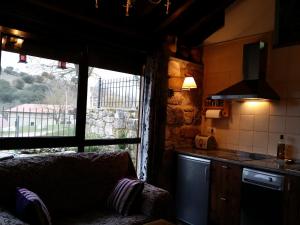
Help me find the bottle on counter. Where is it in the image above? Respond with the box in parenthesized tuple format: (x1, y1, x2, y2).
(277, 135, 285, 160)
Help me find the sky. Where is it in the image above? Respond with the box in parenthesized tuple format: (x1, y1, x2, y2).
(1, 50, 134, 82)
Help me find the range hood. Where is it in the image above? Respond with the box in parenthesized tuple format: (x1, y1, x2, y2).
(208, 42, 280, 100)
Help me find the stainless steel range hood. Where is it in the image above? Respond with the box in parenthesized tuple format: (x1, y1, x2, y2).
(208, 41, 280, 100)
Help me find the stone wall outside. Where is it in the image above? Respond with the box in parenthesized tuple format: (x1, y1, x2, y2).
(86, 107, 139, 164)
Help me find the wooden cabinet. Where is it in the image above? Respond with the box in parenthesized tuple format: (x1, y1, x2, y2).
(209, 161, 242, 225)
(284, 175, 300, 225)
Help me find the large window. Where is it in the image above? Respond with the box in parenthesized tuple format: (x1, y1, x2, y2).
(0, 51, 78, 138)
(0, 35, 144, 167)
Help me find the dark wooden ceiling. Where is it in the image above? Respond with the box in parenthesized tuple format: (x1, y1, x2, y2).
(0, 0, 236, 52)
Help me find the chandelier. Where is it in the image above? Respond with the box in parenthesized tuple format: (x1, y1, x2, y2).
(95, 0, 171, 16)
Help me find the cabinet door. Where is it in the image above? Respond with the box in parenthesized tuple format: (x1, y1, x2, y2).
(284, 175, 300, 225)
(209, 161, 242, 225)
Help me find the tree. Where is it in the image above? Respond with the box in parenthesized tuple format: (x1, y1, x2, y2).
(22, 75, 35, 84)
(13, 79, 25, 89)
(35, 75, 44, 83)
(3, 66, 14, 75)
(0, 79, 16, 103)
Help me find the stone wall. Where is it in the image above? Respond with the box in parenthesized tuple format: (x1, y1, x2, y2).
(165, 57, 203, 150)
(86, 108, 139, 139)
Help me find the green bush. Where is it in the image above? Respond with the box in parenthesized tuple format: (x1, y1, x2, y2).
(3, 66, 14, 75)
(0, 79, 16, 103)
(35, 75, 44, 83)
(22, 75, 35, 84)
(13, 79, 25, 89)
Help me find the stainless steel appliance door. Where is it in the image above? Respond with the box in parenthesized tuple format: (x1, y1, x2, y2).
(176, 155, 210, 225)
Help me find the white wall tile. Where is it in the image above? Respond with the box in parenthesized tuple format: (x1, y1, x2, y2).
(268, 133, 280, 156)
(226, 130, 240, 145)
(285, 117, 300, 135)
(269, 116, 285, 133)
(228, 115, 240, 129)
(239, 130, 253, 147)
(238, 145, 253, 152)
(227, 144, 239, 150)
(239, 115, 254, 131)
(231, 101, 241, 115)
(215, 129, 227, 146)
(240, 102, 256, 115)
(253, 146, 268, 154)
(254, 102, 270, 115)
(287, 99, 300, 116)
(270, 100, 287, 116)
(253, 132, 269, 148)
(254, 115, 269, 132)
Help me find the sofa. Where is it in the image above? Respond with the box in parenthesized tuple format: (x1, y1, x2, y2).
(0, 151, 172, 225)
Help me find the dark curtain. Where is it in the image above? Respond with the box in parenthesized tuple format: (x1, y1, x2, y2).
(139, 49, 169, 184)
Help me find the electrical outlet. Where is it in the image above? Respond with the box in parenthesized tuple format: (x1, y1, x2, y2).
(207, 127, 216, 136)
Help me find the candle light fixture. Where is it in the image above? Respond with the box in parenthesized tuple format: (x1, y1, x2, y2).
(19, 54, 27, 63)
(95, 0, 171, 15)
(124, 0, 133, 16)
(58, 61, 67, 69)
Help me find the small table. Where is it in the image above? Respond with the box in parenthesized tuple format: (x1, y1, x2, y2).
(144, 219, 174, 225)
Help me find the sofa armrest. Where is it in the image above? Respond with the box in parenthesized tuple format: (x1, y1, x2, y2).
(140, 183, 173, 220)
(0, 206, 28, 225)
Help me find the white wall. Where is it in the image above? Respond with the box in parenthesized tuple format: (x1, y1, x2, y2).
(204, 0, 275, 45)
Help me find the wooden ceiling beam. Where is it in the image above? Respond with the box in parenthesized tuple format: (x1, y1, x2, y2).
(155, 0, 196, 33)
(22, 0, 144, 38)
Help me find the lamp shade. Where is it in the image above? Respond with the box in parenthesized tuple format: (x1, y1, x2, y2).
(182, 77, 197, 90)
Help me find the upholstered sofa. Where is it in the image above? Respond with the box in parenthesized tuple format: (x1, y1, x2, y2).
(0, 151, 172, 225)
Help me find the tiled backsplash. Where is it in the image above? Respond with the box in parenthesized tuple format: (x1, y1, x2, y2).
(202, 40, 300, 159)
(204, 101, 300, 159)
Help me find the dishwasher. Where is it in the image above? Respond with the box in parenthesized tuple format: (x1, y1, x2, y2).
(240, 168, 285, 225)
(176, 154, 210, 225)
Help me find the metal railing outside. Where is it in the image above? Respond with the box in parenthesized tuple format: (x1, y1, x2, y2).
(0, 106, 76, 138)
(97, 77, 140, 109)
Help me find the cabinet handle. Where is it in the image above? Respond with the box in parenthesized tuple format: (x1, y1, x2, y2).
(221, 165, 229, 169)
(205, 166, 209, 183)
(220, 197, 227, 201)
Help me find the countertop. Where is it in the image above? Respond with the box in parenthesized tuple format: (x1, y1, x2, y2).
(176, 148, 300, 177)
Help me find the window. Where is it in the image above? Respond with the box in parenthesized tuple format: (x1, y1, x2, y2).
(0, 35, 144, 167)
(85, 67, 142, 140)
(0, 51, 78, 138)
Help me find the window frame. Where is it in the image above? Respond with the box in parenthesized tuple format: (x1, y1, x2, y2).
(0, 36, 143, 163)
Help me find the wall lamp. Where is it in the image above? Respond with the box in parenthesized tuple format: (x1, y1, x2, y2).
(182, 76, 197, 90)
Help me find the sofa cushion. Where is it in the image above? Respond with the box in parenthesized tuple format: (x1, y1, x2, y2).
(16, 188, 51, 225)
(0, 206, 28, 225)
(107, 178, 144, 216)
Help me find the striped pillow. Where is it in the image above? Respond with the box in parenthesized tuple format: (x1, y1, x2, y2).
(16, 187, 52, 225)
(107, 178, 144, 216)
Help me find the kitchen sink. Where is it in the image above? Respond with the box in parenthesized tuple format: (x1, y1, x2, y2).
(240, 152, 273, 160)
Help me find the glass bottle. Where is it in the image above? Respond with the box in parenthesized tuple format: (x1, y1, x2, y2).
(277, 135, 285, 160)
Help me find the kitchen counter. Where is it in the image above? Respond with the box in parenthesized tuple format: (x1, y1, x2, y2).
(176, 148, 300, 177)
